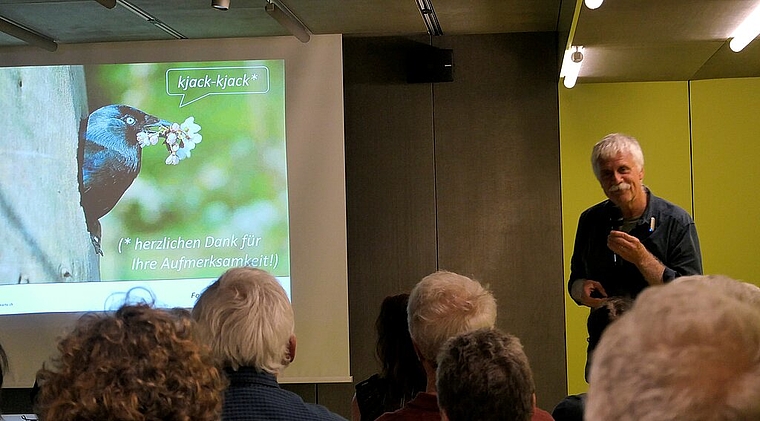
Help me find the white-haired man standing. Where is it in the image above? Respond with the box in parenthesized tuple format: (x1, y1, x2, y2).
(567, 133, 703, 377)
(569, 132, 702, 306)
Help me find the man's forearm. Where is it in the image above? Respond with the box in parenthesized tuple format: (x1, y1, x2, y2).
(636, 252, 666, 286)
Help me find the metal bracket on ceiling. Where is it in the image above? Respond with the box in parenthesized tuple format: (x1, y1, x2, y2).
(416, 0, 443, 36)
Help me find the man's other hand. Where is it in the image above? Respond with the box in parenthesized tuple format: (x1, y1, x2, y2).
(571, 279, 608, 308)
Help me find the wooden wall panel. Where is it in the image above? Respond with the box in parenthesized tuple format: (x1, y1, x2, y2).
(433, 33, 566, 409)
(341, 36, 440, 417)
(336, 33, 567, 417)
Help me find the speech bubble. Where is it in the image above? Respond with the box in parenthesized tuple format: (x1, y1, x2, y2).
(166, 66, 270, 107)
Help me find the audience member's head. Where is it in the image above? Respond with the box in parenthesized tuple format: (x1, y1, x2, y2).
(586, 275, 760, 421)
(550, 394, 585, 421)
(586, 296, 633, 354)
(353, 293, 428, 421)
(408, 271, 497, 367)
(584, 296, 633, 382)
(436, 328, 535, 421)
(376, 293, 426, 401)
(35, 304, 225, 421)
(191, 266, 295, 374)
(673, 273, 760, 307)
(552, 298, 633, 421)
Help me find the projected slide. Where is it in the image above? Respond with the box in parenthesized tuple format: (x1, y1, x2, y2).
(0, 59, 290, 315)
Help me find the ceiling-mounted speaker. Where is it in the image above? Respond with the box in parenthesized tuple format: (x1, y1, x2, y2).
(406, 46, 454, 83)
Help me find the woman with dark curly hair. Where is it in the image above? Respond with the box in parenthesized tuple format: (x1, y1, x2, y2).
(35, 304, 226, 421)
(351, 293, 427, 421)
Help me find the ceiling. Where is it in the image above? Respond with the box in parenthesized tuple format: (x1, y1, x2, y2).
(1, 0, 760, 84)
(573, 0, 760, 82)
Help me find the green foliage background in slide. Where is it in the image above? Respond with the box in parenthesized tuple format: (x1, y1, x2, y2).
(84, 60, 290, 281)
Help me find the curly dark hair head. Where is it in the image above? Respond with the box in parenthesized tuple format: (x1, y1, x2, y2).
(375, 293, 426, 405)
(587, 296, 633, 353)
(35, 304, 226, 421)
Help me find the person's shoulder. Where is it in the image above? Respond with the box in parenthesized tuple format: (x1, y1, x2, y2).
(224, 373, 345, 420)
(354, 373, 390, 421)
(375, 403, 416, 420)
(375, 409, 403, 421)
(304, 402, 347, 421)
(375, 395, 439, 421)
(579, 200, 612, 220)
(375, 410, 438, 421)
(355, 373, 385, 394)
(532, 407, 557, 421)
(649, 193, 694, 223)
(281, 388, 345, 420)
(375, 412, 396, 421)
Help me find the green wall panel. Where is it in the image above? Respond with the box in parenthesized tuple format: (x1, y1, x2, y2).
(690, 78, 760, 287)
(559, 81, 692, 394)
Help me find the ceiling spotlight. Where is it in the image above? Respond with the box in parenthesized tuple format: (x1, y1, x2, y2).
(730, 2, 760, 52)
(571, 49, 584, 63)
(212, 0, 229, 10)
(585, 0, 603, 9)
(561, 46, 584, 89)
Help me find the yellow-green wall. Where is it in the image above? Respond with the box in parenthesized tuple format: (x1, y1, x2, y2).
(690, 78, 760, 283)
(559, 81, 696, 394)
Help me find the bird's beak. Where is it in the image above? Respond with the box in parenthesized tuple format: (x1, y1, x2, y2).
(145, 119, 174, 133)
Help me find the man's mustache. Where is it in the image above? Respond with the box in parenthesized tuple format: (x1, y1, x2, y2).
(609, 182, 631, 192)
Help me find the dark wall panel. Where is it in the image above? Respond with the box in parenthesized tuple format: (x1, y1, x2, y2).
(432, 32, 566, 409)
(336, 32, 567, 417)
(342, 35, 440, 416)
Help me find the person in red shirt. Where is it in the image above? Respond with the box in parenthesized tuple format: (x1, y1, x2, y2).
(376, 271, 554, 421)
(375, 271, 497, 421)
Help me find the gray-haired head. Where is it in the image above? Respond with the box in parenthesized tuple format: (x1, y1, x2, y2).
(586, 275, 760, 421)
(591, 133, 645, 181)
(407, 270, 497, 364)
(191, 267, 295, 374)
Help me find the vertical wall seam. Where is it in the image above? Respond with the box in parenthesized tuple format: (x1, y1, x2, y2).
(687, 81, 696, 220)
(430, 35, 441, 270)
(431, 78, 440, 269)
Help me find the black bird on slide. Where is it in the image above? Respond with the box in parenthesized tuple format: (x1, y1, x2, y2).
(78, 104, 170, 255)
